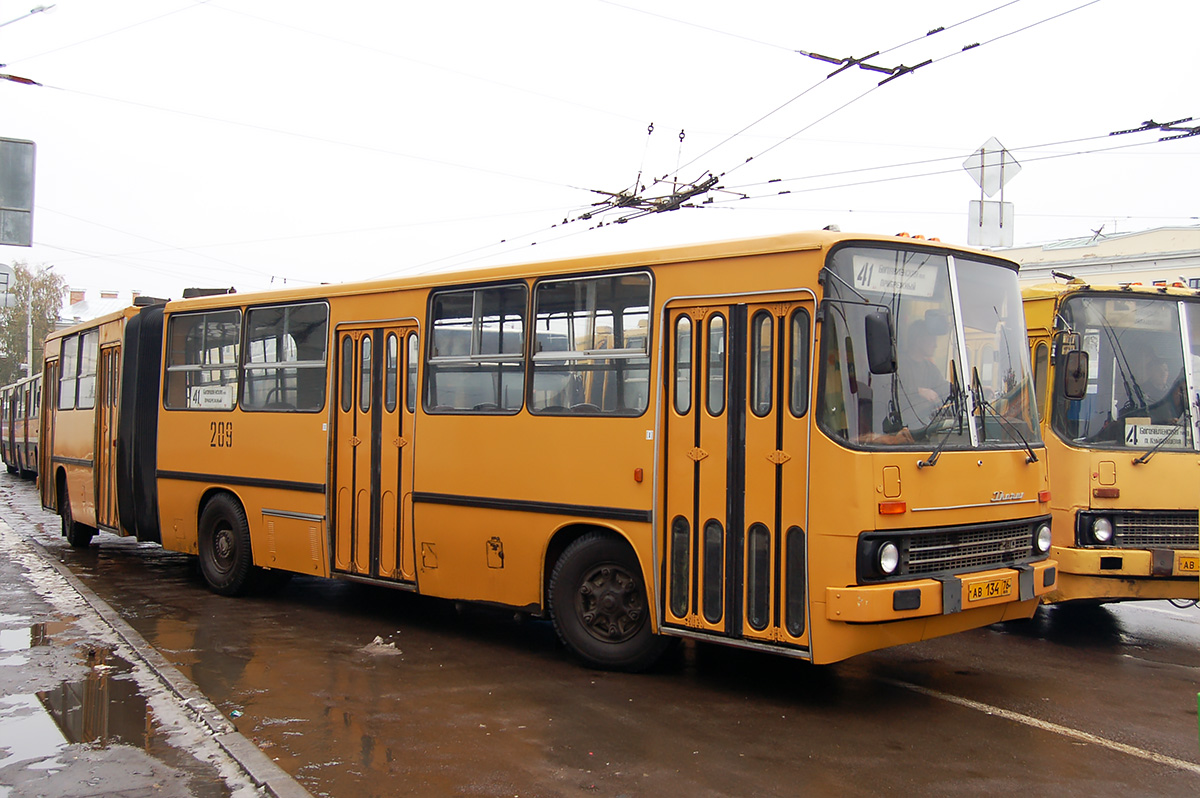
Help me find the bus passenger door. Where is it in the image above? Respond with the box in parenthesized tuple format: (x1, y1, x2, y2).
(95, 345, 120, 530)
(663, 298, 813, 652)
(40, 362, 58, 510)
(333, 324, 418, 584)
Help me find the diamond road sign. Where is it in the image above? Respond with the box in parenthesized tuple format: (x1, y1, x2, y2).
(963, 136, 1020, 198)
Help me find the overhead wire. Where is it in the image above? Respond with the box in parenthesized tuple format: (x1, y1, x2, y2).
(671, 0, 1037, 178)
(704, 133, 1191, 205)
(200, 1, 653, 127)
(714, 0, 1105, 183)
(5, 1, 212, 66)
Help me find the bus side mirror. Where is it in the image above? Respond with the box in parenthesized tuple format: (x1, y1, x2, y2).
(865, 311, 896, 375)
(1063, 350, 1088, 400)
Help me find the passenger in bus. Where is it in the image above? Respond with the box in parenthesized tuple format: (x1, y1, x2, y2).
(1141, 356, 1186, 424)
(900, 319, 950, 424)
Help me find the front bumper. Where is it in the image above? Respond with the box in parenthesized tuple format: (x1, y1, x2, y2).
(825, 559, 1057, 622)
(1051, 545, 1199, 578)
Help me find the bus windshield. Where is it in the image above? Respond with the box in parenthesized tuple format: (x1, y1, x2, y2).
(818, 245, 1040, 451)
(1052, 294, 1200, 452)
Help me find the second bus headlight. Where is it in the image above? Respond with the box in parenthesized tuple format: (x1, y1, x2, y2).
(1091, 517, 1114, 544)
(1035, 523, 1052, 554)
(878, 541, 900, 576)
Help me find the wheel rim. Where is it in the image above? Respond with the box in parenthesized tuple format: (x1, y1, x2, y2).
(211, 523, 235, 574)
(573, 563, 646, 644)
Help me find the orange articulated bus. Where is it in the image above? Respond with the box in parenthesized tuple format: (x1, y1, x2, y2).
(1, 373, 41, 479)
(45, 231, 1056, 669)
(1023, 280, 1199, 603)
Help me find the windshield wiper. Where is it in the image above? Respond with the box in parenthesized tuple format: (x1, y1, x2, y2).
(917, 363, 964, 469)
(971, 367, 1039, 464)
(1132, 401, 1193, 465)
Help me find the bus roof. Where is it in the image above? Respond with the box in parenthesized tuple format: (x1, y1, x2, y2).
(1023, 281, 1200, 301)
(160, 229, 1015, 313)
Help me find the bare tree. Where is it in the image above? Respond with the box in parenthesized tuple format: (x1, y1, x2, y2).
(0, 261, 67, 384)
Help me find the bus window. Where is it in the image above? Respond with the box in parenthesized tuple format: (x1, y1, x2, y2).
(406, 333, 418, 413)
(790, 309, 811, 417)
(751, 311, 773, 417)
(1033, 341, 1049, 421)
(427, 284, 526, 412)
(673, 316, 691, 415)
(530, 272, 650, 415)
(706, 315, 726, 416)
(164, 310, 242, 410)
(242, 302, 328, 412)
(77, 331, 99, 410)
(359, 335, 373, 413)
(340, 336, 353, 413)
(59, 335, 78, 410)
(384, 333, 398, 413)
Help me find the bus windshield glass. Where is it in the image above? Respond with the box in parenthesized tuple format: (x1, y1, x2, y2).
(818, 245, 1040, 451)
(1053, 294, 1199, 451)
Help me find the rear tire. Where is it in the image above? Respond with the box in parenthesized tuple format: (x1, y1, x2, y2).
(60, 479, 95, 549)
(198, 494, 255, 596)
(549, 532, 668, 672)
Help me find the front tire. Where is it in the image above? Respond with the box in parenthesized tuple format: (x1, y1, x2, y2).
(198, 494, 255, 596)
(549, 532, 668, 672)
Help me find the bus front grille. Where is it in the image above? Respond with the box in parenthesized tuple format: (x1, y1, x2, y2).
(857, 516, 1049, 584)
(1113, 511, 1200, 550)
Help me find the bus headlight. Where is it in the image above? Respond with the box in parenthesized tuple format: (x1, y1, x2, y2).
(1034, 523, 1052, 554)
(1091, 517, 1114, 545)
(877, 541, 900, 576)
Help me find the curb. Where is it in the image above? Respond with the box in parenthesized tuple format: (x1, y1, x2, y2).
(23, 529, 313, 798)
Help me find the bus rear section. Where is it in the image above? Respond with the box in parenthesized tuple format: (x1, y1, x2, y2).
(1024, 283, 1199, 603)
(41, 307, 141, 548)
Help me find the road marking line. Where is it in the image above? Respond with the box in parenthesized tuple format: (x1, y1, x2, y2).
(886, 679, 1200, 776)
(1120, 603, 1194, 618)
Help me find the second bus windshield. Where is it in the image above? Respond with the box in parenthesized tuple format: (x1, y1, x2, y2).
(1052, 294, 1200, 451)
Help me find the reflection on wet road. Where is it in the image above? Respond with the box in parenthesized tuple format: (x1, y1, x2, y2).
(4, 481, 1199, 797)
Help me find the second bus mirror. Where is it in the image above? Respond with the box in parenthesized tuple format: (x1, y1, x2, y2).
(865, 311, 896, 375)
(1063, 350, 1089, 400)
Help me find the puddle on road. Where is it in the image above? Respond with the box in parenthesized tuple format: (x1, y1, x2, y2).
(0, 645, 158, 769)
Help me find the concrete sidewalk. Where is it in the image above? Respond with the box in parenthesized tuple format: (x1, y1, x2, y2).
(0, 515, 312, 798)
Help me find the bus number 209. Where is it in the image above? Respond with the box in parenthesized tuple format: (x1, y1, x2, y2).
(209, 421, 233, 448)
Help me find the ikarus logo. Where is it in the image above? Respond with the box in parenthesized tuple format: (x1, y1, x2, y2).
(990, 490, 1024, 502)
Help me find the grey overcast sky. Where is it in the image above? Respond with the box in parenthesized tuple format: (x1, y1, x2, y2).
(1, 0, 1197, 300)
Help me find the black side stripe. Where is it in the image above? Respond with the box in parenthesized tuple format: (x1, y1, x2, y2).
(52, 455, 94, 468)
(157, 470, 326, 494)
(415, 492, 651, 523)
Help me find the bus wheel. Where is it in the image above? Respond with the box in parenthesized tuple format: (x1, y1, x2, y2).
(59, 481, 94, 548)
(549, 532, 668, 672)
(198, 495, 255, 596)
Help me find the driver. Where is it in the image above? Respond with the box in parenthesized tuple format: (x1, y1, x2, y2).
(901, 319, 951, 419)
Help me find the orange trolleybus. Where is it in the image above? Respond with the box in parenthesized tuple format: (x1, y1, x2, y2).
(43, 230, 1056, 669)
(1023, 279, 1199, 603)
(1, 372, 41, 478)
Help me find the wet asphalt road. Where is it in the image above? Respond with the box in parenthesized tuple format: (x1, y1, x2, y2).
(2, 473, 1198, 798)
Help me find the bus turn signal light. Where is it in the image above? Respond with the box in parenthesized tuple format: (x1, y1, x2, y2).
(633, 468, 643, 483)
(878, 501, 907, 515)
(1038, 490, 1051, 503)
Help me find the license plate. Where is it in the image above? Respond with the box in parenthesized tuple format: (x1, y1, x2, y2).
(967, 577, 1012, 602)
(1178, 555, 1200, 574)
